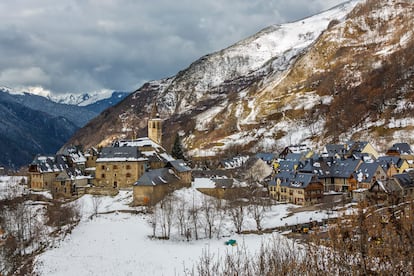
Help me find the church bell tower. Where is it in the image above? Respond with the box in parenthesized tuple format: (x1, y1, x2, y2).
(148, 103, 163, 145)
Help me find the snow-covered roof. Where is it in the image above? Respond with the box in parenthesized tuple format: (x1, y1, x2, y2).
(192, 178, 216, 189)
(30, 154, 69, 173)
(58, 146, 87, 164)
(388, 143, 413, 155)
(354, 162, 382, 183)
(115, 137, 163, 150)
(96, 146, 147, 162)
(274, 171, 319, 189)
(167, 160, 191, 173)
(219, 155, 249, 169)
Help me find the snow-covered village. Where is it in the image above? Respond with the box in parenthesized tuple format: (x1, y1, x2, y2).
(1, 0, 414, 275)
(1, 102, 414, 275)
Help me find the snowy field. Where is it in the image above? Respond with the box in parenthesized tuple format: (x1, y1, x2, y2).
(32, 187, 341, 276)
(34, 213, 282, 275)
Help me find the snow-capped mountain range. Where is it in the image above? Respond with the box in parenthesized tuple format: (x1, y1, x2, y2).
(64, 0, 414, 156)
(48, 90, 125, 107)
(0, 86, 129, 108)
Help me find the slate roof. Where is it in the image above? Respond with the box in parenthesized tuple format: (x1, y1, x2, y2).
(324, 144, 347, 157)
(115, 137, 162, 149)
(255, 153, 276, 162)
(317, 159, 361, 178)
(97, 146, 147, 162)
(285, 153, 303, 162)
(133, 168, 179, 186)
(377, 156, 406, 169)
(274, 171, 319, 189)
(298, 160, 315, 173)
(346, 141, 368, 152)
(393, 172, 414, 188)
(354, 162, 382, 183)
(370, 180, 402, 194)
(58, 146, 87, 164)
(110, 138, 174, 162)
(167, 160, 191, 173)
(30, 154, 69, 173)
(389, 143, 413, 155)
(278, 160, 298, 172)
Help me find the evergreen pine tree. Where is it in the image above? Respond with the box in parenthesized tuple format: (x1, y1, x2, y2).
(171, 133, 185, 160)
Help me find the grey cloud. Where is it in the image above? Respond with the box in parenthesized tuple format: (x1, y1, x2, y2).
(0, 0, 346, 94)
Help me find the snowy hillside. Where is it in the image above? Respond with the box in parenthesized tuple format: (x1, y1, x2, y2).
(33, 187, 339, 275)
(158, 0, 361, 114)
(67, 0, 414, 158)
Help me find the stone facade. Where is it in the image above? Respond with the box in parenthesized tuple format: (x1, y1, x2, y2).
(95, 160, 146, 189)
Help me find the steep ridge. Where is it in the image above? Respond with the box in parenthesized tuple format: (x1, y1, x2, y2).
(66, 0, 414, 155)
(0, 98, 78, 168)
(0, 88, 130, 168)
(0, 91, 97, 127)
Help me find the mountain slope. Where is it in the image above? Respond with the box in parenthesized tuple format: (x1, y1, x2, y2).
(0, 91, 97, 127)
(0, 98, 78, 168)
(0, 89, 130, 168)
(67, 0, 414, 155)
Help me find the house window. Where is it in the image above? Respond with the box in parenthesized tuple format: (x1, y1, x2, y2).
(126, 173, 131, 178)
(101, 165, 105, 170)
(113, 165, 118, 170)
(101, 174, 105, 179)
(126, 165, 131, 170)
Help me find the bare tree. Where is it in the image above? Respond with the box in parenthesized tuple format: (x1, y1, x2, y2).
(228, 203, 245, 234)
(189, 195, 200, 240)
(159, 195, 174, 239)
(91, 195, 103, 218)
(149, 206, 158, 238)
(214, 198, 227, 239)
(176, 197, 187, 237)
(249, 203, 266, 231)
(201, 197, 217, 239)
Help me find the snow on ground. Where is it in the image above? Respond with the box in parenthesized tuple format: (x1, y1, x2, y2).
(0, 176, 27, 200)
(34, 212, 282, 276)
(76, 190, 138, 219)
(33, 187, 343, 276)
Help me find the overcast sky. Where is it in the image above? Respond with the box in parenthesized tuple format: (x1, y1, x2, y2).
(0, 0, 346, 95)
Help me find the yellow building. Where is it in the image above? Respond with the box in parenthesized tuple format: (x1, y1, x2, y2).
(52, 171, 91, 198)
(95, 103, 178, 190)
(346, 141, 380, 159)
(28, 155, 69, 191)
(377, 156, 410, 177)
(270, 172, 324, 206)
(95, 146, 147, 189)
